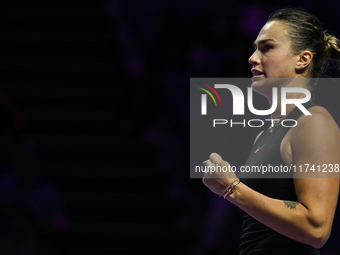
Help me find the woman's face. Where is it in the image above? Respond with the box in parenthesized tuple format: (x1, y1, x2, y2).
(249, 20, 300, 93)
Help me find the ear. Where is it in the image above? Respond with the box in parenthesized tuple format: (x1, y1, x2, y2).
(295, 50, 313, 73)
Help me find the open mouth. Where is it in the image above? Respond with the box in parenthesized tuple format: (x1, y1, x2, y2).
(253, 72, 265, 76)
(251, 69, 265, 78)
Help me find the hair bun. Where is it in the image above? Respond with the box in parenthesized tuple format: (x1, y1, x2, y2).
(324, 33, 340, 59)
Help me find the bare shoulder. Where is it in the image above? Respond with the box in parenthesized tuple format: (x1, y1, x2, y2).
(307, 105, 334, 120)
(293, 105, 339, 135)
(290, 105, 340, 163)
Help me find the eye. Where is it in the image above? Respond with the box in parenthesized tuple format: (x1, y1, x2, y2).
(262, 45, 273, 52)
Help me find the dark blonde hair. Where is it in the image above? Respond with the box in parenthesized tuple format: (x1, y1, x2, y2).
(268, 8, 340, 78)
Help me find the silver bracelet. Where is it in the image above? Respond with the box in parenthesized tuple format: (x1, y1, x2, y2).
(220, 178, 239, 197)
(223, 179, 240, 199)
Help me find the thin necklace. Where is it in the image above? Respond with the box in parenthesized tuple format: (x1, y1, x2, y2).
(269, 106, 295, 132)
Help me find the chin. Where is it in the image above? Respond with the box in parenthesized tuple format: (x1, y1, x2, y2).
(251, 78, 267, 95)
(251, 78, 278, 97)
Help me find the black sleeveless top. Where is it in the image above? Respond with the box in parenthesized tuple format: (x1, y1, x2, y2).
(238, 101, 320, 255)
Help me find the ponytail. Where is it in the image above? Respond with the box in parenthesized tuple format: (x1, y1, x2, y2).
(324, 33, 340, 60)
(268, 8, 340, 77)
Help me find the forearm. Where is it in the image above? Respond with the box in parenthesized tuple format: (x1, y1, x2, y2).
(227, 182, 329, 248)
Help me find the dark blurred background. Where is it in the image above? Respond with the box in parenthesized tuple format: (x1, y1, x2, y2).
(0, 1, 340, 255)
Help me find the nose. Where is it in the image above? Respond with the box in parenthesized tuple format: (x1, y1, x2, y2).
(248, 50, 259, 66)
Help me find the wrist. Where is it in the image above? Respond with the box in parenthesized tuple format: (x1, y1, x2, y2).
(220, 178, 241, 199)
(225, 181, 242, 201)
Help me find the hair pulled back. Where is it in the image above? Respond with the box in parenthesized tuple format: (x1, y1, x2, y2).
(268, 8, 340, 77)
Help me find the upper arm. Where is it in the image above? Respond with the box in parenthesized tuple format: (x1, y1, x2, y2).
(291, 107, 340, 232)
(291, 107, 340, 175)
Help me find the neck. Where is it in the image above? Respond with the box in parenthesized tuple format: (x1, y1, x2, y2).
(268, 93, 303, 120)
(265, 78, 310, 119)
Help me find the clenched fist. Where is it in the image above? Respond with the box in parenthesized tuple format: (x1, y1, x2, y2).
(202, 153, 238, 195)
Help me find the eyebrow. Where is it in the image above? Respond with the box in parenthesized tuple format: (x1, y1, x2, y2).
(253, 39, 275, 48)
